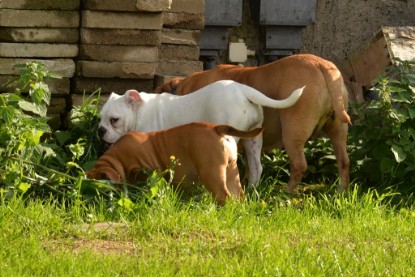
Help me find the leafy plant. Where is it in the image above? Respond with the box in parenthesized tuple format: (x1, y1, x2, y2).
(348, 59, 415, 191)
(0, 62, 57, 195)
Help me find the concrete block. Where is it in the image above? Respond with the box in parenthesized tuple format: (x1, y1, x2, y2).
(79, 45, 159, 62)
(170, 0, 204, 14)
(161, 29, 200, 45)
(80, 29, 160, 46)
(0, 58, 75, 78)
(160, 44, 199, 61)
(77, 61, 158, 79)
(73, 77, 153, 94)
(83, 0, 172, 12)
(81, 11, 162, 29)
(0, 0, 80, 10)
(0, 28, 79, 43)
(0, 75, 70, 95)
(163, 12, 204, 30)
(0, 10, 80, 28)
(0, 43, 79, 58)
(156, 59, 202, 76)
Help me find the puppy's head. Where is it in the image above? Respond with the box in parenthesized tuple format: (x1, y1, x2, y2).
(98, 90, 142, 144)
(86, 166, 122, 183)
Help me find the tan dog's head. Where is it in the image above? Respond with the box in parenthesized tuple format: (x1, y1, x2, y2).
(86, 148, 128, 183)
(153, 77, 184, 94)
(86, 166, 122, 183)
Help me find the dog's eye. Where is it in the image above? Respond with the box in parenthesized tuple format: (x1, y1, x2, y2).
(110, 118, 119, 126)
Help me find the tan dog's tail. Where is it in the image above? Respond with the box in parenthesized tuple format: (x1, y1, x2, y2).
(320, 63, 352, 124)
(215, 125, 263, 138)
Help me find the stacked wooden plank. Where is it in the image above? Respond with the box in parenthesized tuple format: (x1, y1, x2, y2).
(341, 26, 415, 103)
(72, 0, 170, 108)
(0, 0, 80, 129)
(155, 0, 204, 87)
(0, 0, 206, 128)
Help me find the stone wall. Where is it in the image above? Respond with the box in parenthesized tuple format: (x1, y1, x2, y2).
(301, 0, 415, 65)
(0, 0, 204, 129)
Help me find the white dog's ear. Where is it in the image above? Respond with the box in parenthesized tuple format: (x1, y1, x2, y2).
(124, 90, 143, 109)
(109, 92, 121, 100)
(125, 90, 141, 103)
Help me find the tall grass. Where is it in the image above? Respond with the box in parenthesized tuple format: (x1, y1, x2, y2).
(1, 185, 414, 276)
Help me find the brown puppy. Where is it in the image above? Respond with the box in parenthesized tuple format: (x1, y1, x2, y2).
(154, 54, 351, 193)
(86, 122, 262, 205)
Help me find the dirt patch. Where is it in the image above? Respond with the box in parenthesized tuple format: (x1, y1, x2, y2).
(44, 238, 136, 255)
(43, 222, 135, 255)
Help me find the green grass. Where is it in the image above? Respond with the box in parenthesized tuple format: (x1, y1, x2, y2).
(1, 185, 415, 276)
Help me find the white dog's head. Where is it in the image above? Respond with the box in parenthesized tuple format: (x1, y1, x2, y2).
(98, 89, 142, 144)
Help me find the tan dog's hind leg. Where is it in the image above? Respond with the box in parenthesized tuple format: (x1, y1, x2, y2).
(323, 119, 350, 192)
(198, 164, 231, 205)
(284, 141, 308, 194)
(225, 159, 244, 200)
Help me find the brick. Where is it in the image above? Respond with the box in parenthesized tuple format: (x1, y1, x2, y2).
(0, 10, 80, 28)
(80, 29, 160, 46)
(161, 29, 200, 45)
(0, 0, 80, 10)
(48, 97, 67, 114)
(81, 11, 162, 30)
(83, 0, 171, 12)
(77, 61, 158, 79)
(72, 77, 154, 94)
(160, 44, 199, 61)
(79, 45, 158, 62)
(170, 0, 204, 14)
(163, 12, 204, 30)
(156, 59, 203, 76)
(0, 28, 79, 43)
(136, 0, 173, 12)
(0, 75, 70, 95)
(0, 43, 78, 58)
(0, 58, 75, 78)
(47, 114, 63, 130)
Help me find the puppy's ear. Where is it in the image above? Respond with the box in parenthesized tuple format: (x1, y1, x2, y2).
(125, 90, 142, 108)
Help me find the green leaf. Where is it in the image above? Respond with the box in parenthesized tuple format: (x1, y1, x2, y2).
(17, 182, 31, 193)
(69, 141, 85, 160)
(117, 197, 136, 211)
(380, 158, 395, 174)
(407, 106, 415, 119)
(391, 144, 406, 163)
(54, 131, 73, 146)
(0, 106, 15, 124)
(18, 100, 47, 117)
(30, 82, 51, 105)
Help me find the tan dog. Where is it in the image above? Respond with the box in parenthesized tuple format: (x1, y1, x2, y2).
(153, 77, 184, 94)
(86, 122, 262, 205)
(154, 54, 351, 193)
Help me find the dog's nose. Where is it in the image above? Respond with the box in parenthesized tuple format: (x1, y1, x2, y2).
(97, 126, 107, 138)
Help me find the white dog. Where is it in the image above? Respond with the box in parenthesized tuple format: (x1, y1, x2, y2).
(98, 80, 304, 188)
